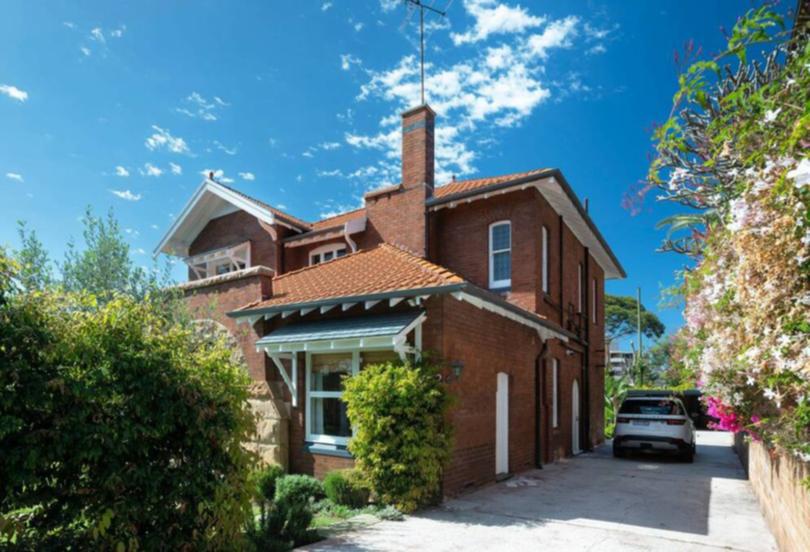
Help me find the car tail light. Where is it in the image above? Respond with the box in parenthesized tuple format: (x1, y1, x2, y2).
(617, 417, 630, 424)
(666, 419, 686, 425)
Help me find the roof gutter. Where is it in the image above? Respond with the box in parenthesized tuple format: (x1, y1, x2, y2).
(426, 169, 626, 279)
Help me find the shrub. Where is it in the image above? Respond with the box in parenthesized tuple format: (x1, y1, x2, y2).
(272, 475, 324, 544)
(255, 464, 286, 503)
(323, 469, 371, 508)
(0, 260, 255, 550)
(343, 358, 452, 513)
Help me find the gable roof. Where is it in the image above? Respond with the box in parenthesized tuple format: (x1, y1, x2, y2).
(153, 179, 310, 257)
(429, 168, 626, 280)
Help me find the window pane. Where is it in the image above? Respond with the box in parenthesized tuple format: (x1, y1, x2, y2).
(311, 397, 351, 437)
(493, 251, 511, 282)
(361, 350, 399, 369)
(491, 224, 510, 251)
(324, 251, 334, 261)
(310, 353, 353, 392)
(336, 248, 347, 258)
(215, 263, 231, 275)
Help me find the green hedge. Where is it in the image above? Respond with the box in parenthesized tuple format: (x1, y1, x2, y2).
(343, 358, 452, 513)
(323, 469, 371, 508)
(0, 254, 255, 549)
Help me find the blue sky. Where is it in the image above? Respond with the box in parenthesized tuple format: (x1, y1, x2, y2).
(0, 0, 791, 345)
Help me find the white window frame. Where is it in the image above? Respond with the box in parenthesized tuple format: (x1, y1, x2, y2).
(488, 220, 512, 289)
(592, 278, 597, 324)
(186, 241, 250, 279)
(305, 346, 397, 446)
(577, 263, 583, 313)
(552, 358, 559, 428)
(541, 225, 549, 294)
(309, 243, 348, 266)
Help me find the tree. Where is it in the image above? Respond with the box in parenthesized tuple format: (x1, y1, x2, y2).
(0, 251, 254, 549)
(14, 221, 54, 292)
(605, 294, 665, 345)
(61, 207, 167, 301)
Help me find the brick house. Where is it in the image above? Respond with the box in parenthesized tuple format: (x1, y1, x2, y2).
(155, 104, 625, 496)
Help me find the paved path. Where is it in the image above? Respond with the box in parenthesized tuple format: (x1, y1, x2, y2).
(302, 431, 776, 552)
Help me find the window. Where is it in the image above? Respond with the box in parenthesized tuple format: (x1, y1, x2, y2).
(186, 242, 250, 279)
(619, 399, 683, 416)
(541, 226, 549, 294)
(306, 349, 399, 445)
(552, 358, 559, 428)
(309, 243, 348, 266)
(592, 278, 597, 324)
(488, 221, 511, 289)
(577, 263, 583, 313)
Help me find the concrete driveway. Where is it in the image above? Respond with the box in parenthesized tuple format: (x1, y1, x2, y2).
(303, 431, 776, 552)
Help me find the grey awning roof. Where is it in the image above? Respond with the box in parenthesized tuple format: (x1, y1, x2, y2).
(256, 311, 423, 347)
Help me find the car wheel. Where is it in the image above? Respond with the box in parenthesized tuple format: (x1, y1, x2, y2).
(613, 444, 624, 458)
(681, 447, 694, 463)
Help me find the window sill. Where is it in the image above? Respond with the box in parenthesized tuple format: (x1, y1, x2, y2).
(305, 443, 353, 459)
(489, 286, 511, 294)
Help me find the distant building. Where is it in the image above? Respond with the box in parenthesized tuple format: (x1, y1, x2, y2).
(608, 350, 635, 380)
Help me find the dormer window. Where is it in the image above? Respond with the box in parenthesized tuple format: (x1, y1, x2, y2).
(489, 221, 511, 289)
(186, 242, 250, 280)
(309, 243, 348, 266)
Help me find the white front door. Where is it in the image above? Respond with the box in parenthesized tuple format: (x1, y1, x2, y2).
(572, 379, 581, 455)
(496, 372, 509, 475)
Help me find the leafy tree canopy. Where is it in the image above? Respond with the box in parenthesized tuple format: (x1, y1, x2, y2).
(605, 294, 666, 342)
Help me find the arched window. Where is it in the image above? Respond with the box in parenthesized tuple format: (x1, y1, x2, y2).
(488, 221, 511, 289)
(309, 243, 348, 266)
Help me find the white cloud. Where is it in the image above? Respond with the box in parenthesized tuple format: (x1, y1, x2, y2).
(239, 171, 255, 181)
(176, 91, 228, 122)
(582, 22, 618, 55)
(110, 189, 141, 201)
(525, 16, 579, 59)
(321, 2, 333, 11)
(145, 125, 190, 154)
(587, 44, 606, 55)
(5, 172, 24, 183)
(0, 84, 28, 102)
(213, 140, 237, 155)
(317, 169, 344, 178)
(134, 247, 146, 255)
(341, 54, 363, 71)
(201, 168, 234, 184)
(63, 21, 76, 29)
(451, 0, 545, 45)
(352, 20, 364, 32)
(90, 27, 105, 43)
(169, 162, 182, 175)
(141, 163, 163, 177)
(80, 46, 91, 57)
(115, 165, 130, 177)
(319, 141, 341, 150)
(109, 25, 126, 38)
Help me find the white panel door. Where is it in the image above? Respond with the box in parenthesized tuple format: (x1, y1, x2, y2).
(572, 379, 581, 455)
(496, 372, 509, 475)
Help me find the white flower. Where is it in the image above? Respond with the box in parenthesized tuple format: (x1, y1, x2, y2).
(763, 108, 781, 123)
(787, 158, 810, 189)
(746, 375, 756, 386)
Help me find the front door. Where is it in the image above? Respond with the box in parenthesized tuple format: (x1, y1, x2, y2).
(572, 379, 581, 454)
(496, 372, 509, 475)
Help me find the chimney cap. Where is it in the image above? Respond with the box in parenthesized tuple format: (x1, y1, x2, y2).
(401, 103, 436, 119)
(208, 171, 215, 180)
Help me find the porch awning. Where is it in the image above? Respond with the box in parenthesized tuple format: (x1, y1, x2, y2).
(256, 311, 424, 353)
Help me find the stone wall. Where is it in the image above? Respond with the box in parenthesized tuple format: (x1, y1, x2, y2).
(245, 381, 290, 471)
(735, 433, 810, 551)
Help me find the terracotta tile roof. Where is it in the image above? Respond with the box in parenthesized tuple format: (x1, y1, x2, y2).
(218, 182, 312, 230)
(310, 208, 366, 230)
(433, 168, 551, 199)
(238, 243, 464, 311)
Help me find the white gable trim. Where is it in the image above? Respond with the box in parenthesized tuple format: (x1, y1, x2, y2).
(154, 179, 300, 258)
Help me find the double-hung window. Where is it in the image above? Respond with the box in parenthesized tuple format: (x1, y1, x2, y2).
(592, 278, 597, 324)
(306, 349, 399, 446)
(552, 358, 559, 428)
(541, 225, 549, 294)
(489, 221, 512, 290)
(577, 263, 583, 313)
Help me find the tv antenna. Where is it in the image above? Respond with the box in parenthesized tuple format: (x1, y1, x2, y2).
(402, 0, 448, 105)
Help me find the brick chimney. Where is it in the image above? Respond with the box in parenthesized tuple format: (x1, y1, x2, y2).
(365, 104, 435, 257)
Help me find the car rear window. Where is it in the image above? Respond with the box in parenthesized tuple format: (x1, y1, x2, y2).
(619, 399, 683, 415)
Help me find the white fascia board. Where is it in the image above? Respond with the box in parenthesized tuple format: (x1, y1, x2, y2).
(154, 180, 286, 259)
(430, 176, 623, 279)
(452, 291, 568, 342)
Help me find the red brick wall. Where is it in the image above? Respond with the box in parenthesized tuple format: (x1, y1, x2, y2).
(183, 273, 272, 381)
(188, 210, 278, 279)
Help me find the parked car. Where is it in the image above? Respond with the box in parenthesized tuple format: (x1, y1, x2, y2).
(613, 396, 696, 462)
(625, 389, 709, 429)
